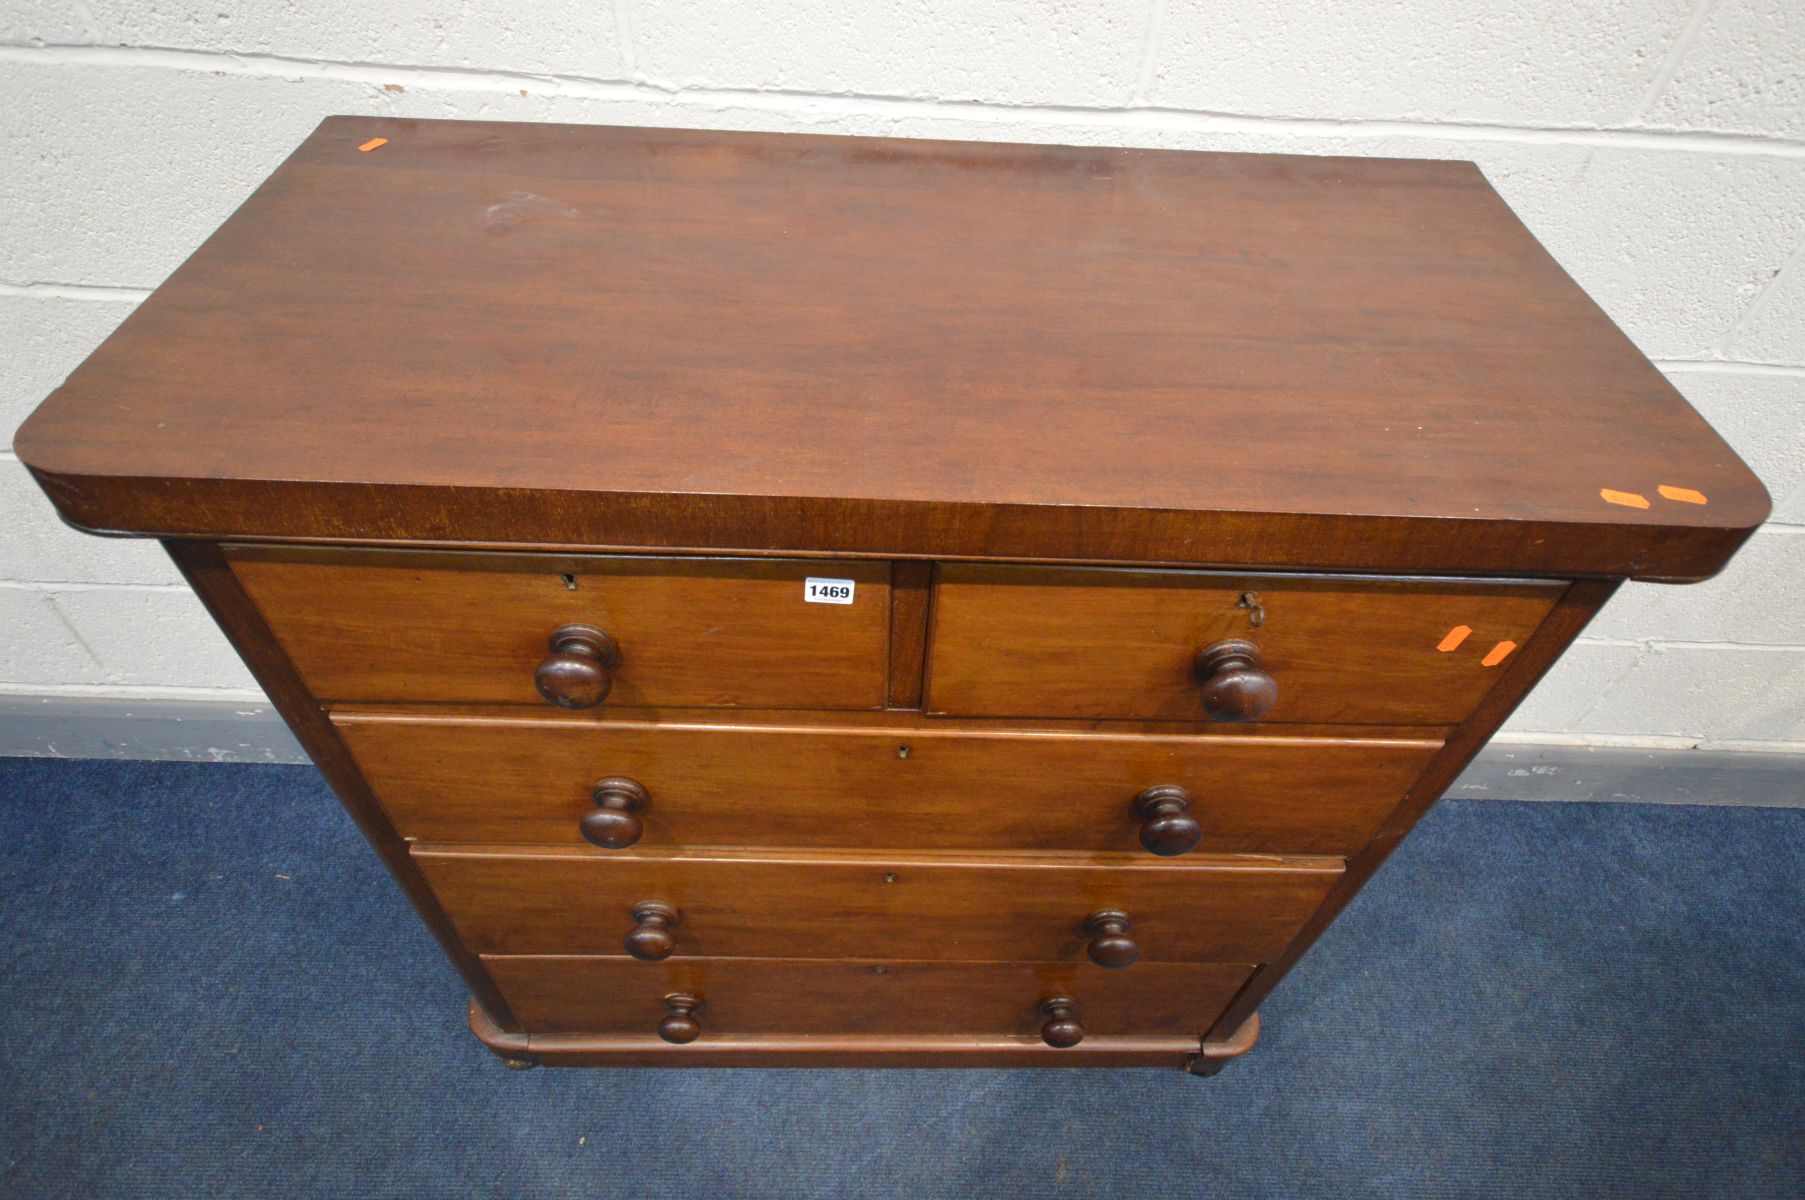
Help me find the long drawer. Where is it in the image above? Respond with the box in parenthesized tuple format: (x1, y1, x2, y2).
(340, 710, 1440, 856)
(927, 564, 1563, 725)
(414, 845, 1342, 963)
(227, 546, 892, 710)
(486, 955, 1255, 1038)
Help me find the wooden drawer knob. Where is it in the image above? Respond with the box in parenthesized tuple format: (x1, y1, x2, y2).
(535, 623, 620, 709)
(580, 776, 650, 848)
(625, 900, 681, 961)
(1133, 784, 1203, 856)
(1084, 908, 1140, 969)
(1039, 997, 1084, 1048)
(658, 993, 703, 1044)
(1193, 639, 1278, 723)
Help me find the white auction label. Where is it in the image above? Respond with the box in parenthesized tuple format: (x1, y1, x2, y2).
(804, 577, 856, 605)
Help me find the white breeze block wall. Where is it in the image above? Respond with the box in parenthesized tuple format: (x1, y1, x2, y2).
(1, 0, 1801, 751)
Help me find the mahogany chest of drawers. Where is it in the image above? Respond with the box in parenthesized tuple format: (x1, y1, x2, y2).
(15, 118, 1768, 1073)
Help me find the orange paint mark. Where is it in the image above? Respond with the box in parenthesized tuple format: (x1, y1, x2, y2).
(1658, 485, 1708, 505)
(1481, 641, 1518, 668)
(1600, 488, 1650, 510)
(358, 137, 389, 152)
(1436, 625, 1472, 653)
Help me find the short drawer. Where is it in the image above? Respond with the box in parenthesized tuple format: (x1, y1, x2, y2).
(340, 710, 1440, 856)
(227, 546, 891, 709)
(414, 845, 1341, 963)
(927, 564, 1564, 725)
(486, 955, 1255, 1040)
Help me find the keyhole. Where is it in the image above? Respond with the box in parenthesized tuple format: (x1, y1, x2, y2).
(1237, 591, 1265, 627)
(897, 745, 911, 760)
(559, 573, 578, 591)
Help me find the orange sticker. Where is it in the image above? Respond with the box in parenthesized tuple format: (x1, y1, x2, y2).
(1658, 485, 1708, 505)
(358, 137, 389, 152)
(1436, 625, 1472, 653)
(1481, 641, 1518, 668)
(1600, 489, 1650, 510)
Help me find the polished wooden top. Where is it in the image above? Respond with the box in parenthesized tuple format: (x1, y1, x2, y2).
(15, 117, 1766, 579)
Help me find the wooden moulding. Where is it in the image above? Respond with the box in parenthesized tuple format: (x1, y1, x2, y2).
(468, 998, 1261, 1072)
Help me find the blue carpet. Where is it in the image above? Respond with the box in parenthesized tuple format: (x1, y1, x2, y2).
(0, 758, 1799, 1198)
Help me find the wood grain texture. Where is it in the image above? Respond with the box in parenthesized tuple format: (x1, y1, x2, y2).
(413, 844, 1342, 962)
(14, 118, 1768, 581)
(886, 560, 933, 708)
(468, 999, 1261, 1069)
(335, 710, 1440, 856)
(1205, 578, 1618, 1040)
(484, 955, 1254, 1038)
(161, 540, 520, 1030)
(9, 114, 1769, 1075)
(227, 546, 891, 709)
(928, 565, 1562, 725)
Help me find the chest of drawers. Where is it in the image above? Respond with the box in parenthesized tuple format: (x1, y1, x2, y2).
(15, 117, 1768, 1073)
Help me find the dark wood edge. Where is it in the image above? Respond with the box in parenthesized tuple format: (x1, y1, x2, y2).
(222, 541, 1570, 592)
(102, 520, 1718, 583)
(469, 995, 533, 1059)
(164, 538, 521, 1031)
(329, 704, 1451, 745)
(1186, 1012, 1260, 1076)
(886, 560, 933, 709)
(1203, 1011, 1260, 1059)
(223, 541, 900, 577)
(412, 840, 1347, 872)
(468, 998, 1250, 1070)
(31, 470, 1760, 583)
(1184, 1012, 1261, 1076)
(1204, 578, 1622, 1041)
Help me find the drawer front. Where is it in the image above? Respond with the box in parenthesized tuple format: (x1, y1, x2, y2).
(486, 955, 1254, 1038)
(927, 565, 1564, 725)
(415, 846, 1341, 963)
(341, 712, 1440, 856)
(227, 547, 891, 709)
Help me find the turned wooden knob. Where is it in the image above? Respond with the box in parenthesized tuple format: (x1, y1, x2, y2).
(1193, 639, 1278, 723)
(580, 776, 650, 848)
(625, 901, 681, 961)
(1039, 997, 1084, 1048)
(1084, 908, 1140, 969)
(1133, 784, 1203, 857)
(535, 623, 620, 709)
(658, 993, 703, 1044)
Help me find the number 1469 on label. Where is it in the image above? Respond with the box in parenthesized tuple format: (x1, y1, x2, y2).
(804, 577, 856, 605)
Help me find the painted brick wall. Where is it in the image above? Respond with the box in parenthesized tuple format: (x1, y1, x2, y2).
(2, 1, 1800, 750)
